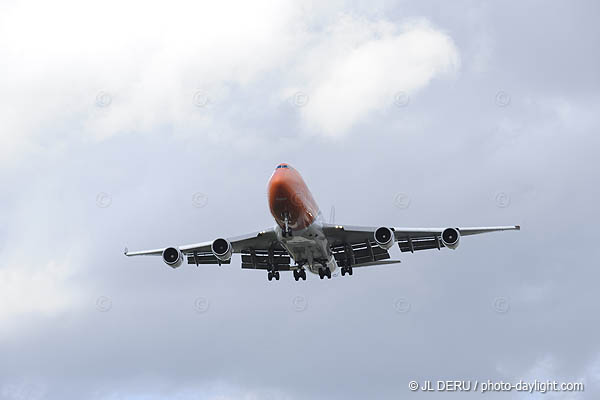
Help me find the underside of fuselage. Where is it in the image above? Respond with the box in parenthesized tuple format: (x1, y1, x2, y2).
(274, 214, 338, 275)
(268, 164, 336, 275)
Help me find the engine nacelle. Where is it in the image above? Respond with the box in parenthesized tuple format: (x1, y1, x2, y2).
(374, 227, 395, 250)
(211, 238, 233, 261)
(162, 247, 184, 268)
(441, 227, 460, 250)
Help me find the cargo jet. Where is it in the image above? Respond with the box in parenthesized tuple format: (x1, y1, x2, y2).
(125, 163, 520, 281)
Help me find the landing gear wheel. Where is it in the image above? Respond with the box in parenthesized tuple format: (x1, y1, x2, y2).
(274, 271, 280, 280)
(301, 269, 307, 280)
(268, 272, 273, 281)
(319, 269, 324, 279)
(293, 270, 299, 281)
(326, 268, 331, 279)
(348, 267, 353, 276)
(341, 267, 346, 276)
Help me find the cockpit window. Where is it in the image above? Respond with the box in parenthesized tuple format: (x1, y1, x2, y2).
(276, 164, 289, 169)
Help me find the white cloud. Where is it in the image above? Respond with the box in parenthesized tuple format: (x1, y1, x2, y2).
(0, 259, 79, 321)
(0, 0, 300, 161)
(0, 1, 459, 165)
(289, 17, 460, 136)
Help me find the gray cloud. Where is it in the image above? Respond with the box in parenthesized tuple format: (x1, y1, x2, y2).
(1, 1, 599, 399)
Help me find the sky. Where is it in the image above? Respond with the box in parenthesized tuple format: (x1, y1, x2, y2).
(1, 0, 599, 399)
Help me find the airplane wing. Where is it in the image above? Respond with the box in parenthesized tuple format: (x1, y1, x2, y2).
(125, 224, 519, 271)
(125, 228, 281, 266)
(322, 224, 520, 255)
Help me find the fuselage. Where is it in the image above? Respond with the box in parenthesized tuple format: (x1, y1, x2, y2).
(267, 163, 337, 274)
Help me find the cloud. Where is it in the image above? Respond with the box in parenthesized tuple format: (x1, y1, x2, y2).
(0, 0, 299, 163)
(0, 178, 86, 326)
(0, 1, 458, 166)
(0, 259, 78, 321)
(2, 1, 600, 399)
(289, 17, 460, 136)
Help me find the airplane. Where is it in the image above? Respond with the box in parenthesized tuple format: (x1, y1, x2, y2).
(125, 163, 520, 281)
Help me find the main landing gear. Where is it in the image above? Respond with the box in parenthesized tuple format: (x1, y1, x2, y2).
(267, 271, 280, 281)
(340, 266, 353, 276)
(318, 267, 332, 279)
(293, 269, 307, 281)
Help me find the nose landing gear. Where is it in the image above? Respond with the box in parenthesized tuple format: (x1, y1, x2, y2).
(281, 214, 293, 238)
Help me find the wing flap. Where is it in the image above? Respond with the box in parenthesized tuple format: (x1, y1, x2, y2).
(331, 241, 391, 267)
(186, 253, 231, 265)
(397, 236, 445, 253)
(352, 259, 401, 268)
(240, 249, 291, 270)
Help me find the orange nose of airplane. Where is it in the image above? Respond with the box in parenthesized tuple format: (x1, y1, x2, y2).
(268, 163, 294, 217)
(268, 163, 319, 231)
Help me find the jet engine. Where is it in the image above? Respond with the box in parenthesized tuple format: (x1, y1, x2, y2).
(211, 238, 233, 261)
(374, 227, 395, 250)
(441, 227, 460, 250)
(162, 247, 184, 268)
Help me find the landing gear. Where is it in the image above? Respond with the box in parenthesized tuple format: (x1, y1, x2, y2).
(341, 266, 353, 276)
(268, 271, 280, 281)
(282, 215, 293, 238)
(293, 269, 307, 281)
(319, 260, 331, 280)
(319, 267, 331, 279)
